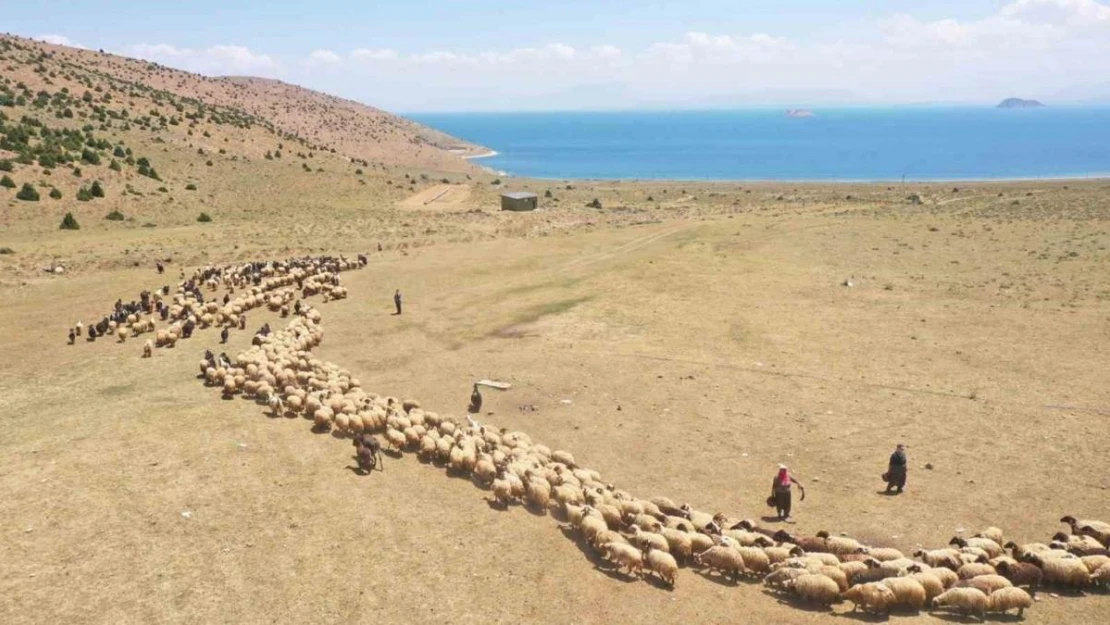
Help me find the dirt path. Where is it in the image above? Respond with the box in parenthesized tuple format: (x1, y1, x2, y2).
(398, 184, 473, 210)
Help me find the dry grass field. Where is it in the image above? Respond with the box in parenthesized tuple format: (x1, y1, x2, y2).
(3, 176, 1110, 624)
(2, 31, 1110, 625)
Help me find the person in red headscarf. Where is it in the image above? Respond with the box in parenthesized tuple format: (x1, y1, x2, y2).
(770, 464, 805, 521)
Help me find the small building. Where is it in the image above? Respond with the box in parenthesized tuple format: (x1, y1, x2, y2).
(500, 192, 538, 212)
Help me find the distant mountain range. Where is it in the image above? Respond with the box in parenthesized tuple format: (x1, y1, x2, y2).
(997, 98, 1045, 109)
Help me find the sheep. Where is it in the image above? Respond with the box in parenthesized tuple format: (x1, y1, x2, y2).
(732, 545, 772, 575)
(842, 582, 896, 615)
(881, 576, 928, 611)
(1061, 516, 1110, 546)
(689, 533, 716, 556)
(523, 475, 551, 512)
(1093, 563, 1110, 589)
(958, 562, 997, 580)
(811, 531, 864, 555)
(787, 574, 840, 608)
(987, 587, 1034, 617)
(931, 587, 989, 621)
(994, 560, 1043, 596)
(1027, 553, 1090, 590)
(763, 545, 804, 565)
(117, 326, 129, 343)
(142, 340, 153, 358)
(914, 547, 962, 570)
(550, 450, 576, 468)
(957, 574, 1012, 595)
(693, 545, 747, 581)
(268, 395, 285, 417)
(865, 547, 905, 562)
(909, 571, 946, 602)
(629, 526, 670, 554)
(578, 515, 609, 544)
(1052, 532, 1108, 556)
(764, 567, 808, 590)
(601, 542, 643, 577)
(659, 528, 693, 564)
(642, 548, 678, 587)
(384, 428, 406, 452)
(951, 536, 1004, 558)
(974, 527, 1005, 545)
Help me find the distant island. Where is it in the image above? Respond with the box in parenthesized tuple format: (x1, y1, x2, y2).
(786, 109, 815, 118)
(997, 98, 1045, 109)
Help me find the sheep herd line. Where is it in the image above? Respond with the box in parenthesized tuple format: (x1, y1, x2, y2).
(71, 255, 1109, 621)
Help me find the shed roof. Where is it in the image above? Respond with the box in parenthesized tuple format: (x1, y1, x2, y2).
(501, 192, 538, 200)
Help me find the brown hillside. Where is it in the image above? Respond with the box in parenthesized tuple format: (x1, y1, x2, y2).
(0, 33, 484, 172)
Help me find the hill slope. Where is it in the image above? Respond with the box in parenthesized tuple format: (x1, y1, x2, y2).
(0, 34, 484, 172)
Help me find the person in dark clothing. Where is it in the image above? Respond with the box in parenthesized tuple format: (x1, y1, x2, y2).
(885, 443, 908, 494)
(156, 261, 164, 274)
(220, 326, 230, 344)
(468, 384, 483, 414)
(770, 464, 805, 522)
(393, 290, 402, 315)
(68, 329, 75, 345)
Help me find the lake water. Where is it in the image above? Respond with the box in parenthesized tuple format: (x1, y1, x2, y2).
(411, 108, 1110, 181)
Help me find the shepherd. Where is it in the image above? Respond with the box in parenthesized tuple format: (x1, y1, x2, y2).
(468, 384, 483, 414)
(769, 464, 805, 522)
(884, 443, 908, 494)
(393, 289, 403, 315)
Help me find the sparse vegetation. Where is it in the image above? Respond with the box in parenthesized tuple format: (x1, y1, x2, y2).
(0, 174, 14, 189)
(197, 212, 212, 223)
(15, 182, 39, 201)
(58, 211, 79, 229)
(185, 183, 197, 190)
(105, 210, 125, 221)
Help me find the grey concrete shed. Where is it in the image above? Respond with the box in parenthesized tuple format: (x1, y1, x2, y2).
(500, 192, 538, 211)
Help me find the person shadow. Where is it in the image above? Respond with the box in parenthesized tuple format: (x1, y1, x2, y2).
(876, 490, 903, 496)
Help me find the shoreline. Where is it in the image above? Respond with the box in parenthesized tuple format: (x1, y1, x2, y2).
(463, 149, 499, 160)
(485, 172, 1110, 184)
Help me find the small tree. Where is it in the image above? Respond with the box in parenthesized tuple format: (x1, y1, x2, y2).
(586, 198, 602, 209)
(73, 167, 82, 177)
(49, 187, 62, 199)
(76, 187, 93, 201)
(105, 210, 125, 221)
(197, 212, 212, 223)
(0, 175, 14, 189)
(90, 181, 105, 198)
(0, 160, 13, 172)
(59, 212, 80, 230)
(185, 183, 197, 190)
(108, 159, 121, 172)
(16, 183, 40, 201)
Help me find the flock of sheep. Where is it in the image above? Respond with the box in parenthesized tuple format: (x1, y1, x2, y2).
(74, 254, 1109, 620)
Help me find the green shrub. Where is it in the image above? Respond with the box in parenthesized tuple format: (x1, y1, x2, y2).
(76, 187, 92, 201)
(81, 148, 100, 165)
(16, 183, 39, 201)
(108, 159, 121, 172)
(59, 212, 80, 230)
(0, 160, 13, 172)
(105, 210, 125, 221)
(49, 187, 62, 199)
(73, 167, 82, 177)
(38, 154, 57, 168)
(157, 186, 168, 193)
(0, 174, 14, 189)
(355, 168, 363, 175)
(586, 198, 602, 209)
(90, 180, 105, 197)
(205, 160, 213, 167)
(197, 212, 212, 223)
(0, 247, 14, 254)
(185, 183, 197, 190)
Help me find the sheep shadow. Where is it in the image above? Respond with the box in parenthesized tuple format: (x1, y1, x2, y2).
(641, 572, 675, 592)
(927, 611, 983, 624)
(692, 568, 742, 587)
(984, 614, 1026, 623)
(485, 497, 511, 511)
(557, 525, 619, 573)
(382, 449, 404, 459)
(832, 609, 890, 622)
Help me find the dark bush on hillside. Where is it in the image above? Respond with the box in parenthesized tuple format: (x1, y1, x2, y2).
(0, 160, 13, 172)
(185, 183, 197, 190)
(0, 175, 14, 189)
(105, 210, 125, 221)
(197, 212, 212, 223)
(73, 167, 82, 177)
(109, 159, 121, 171)
(90, 181, 105, 198)
(81, 148, 100, 165)
(49, 187, 62, 199)
(59, 212, 80, 230)
(0, 247, 14, 254)
(16, 183, 40, 201)
(586, 198, 602, 209)
(544, 189, 553, 198)
(76, 187, 93, 201)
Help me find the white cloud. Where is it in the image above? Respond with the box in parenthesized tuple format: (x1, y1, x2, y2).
(1000, 0, 1110, 25)
(351, 48, 399, 62)
(128, 43, 277, 76)
(305, 49, 342, 67)
(37, 34, 87, 49)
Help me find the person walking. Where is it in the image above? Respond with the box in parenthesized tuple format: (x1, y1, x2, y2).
(393, 289, 403, 315)
(884, 443, 908, 494)
(770, 464, 805, 522)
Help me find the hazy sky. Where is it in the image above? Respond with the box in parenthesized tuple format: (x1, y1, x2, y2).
(9, 0, 1110, 111)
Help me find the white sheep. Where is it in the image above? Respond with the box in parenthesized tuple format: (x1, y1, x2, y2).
(987, 587, 1033, 617)
(642, 548, 678, 587)
(142, 340, 153, 358)
(931, 587, 988, 621)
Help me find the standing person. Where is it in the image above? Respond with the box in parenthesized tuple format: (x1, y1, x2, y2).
(884, 443, 908, 494)
(770, 464, 805, 522)
(468, 384, 483, 414)
(393, 289, 402, 315)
